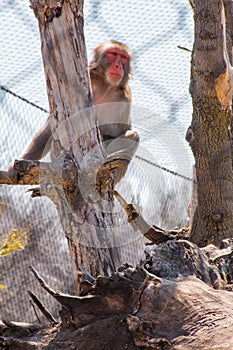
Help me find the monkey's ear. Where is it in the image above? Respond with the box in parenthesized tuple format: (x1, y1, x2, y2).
(89, 61, 98, 70)
(89, 61, 104, 77)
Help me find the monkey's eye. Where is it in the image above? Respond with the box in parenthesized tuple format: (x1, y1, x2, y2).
(106, 50, 118, 59)
(121, 54, 129, 63)
(106, 49, 129, 63)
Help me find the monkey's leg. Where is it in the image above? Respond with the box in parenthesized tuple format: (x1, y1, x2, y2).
(101, 130, 139, 184)
(104, 130, 139, 162)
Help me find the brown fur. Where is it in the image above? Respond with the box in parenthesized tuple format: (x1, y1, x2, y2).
(8, 41, 139, 183)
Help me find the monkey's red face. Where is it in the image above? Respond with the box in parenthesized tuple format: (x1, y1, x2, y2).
(105, 49, 129, 85)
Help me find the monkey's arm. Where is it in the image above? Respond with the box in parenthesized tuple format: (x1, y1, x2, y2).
(21, 116, 52, 160)
(7, 117, 52, 182)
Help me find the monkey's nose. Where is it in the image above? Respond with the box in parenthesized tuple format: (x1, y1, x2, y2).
(115, 62, 122, 69)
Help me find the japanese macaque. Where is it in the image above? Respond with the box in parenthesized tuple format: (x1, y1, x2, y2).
(8, 40, 139, 183)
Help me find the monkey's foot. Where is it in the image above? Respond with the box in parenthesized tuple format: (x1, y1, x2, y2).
(96, 158, 129, 196)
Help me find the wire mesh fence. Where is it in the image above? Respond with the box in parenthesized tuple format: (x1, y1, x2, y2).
(0, 0, 194, 322)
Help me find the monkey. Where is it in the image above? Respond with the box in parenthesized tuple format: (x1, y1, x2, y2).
(8, 40, 139, 183)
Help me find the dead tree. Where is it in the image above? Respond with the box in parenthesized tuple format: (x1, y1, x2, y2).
(22, 0, 121, 291)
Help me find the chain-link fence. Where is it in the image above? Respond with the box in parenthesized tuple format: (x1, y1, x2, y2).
(0, 0, 194, 322)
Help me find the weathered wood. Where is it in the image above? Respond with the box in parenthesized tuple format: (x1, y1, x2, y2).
(188, 0, 233, 246)
(29, 0, 120, 290)
(3, 240, 233, 349)
(0, 320, 42, 335)
(28, 291, 58, 325)
(29, 265, 153, 328)
(0, 160, 40, 185)
(114, 190, 189, 244)
(0, 171, 14, 185)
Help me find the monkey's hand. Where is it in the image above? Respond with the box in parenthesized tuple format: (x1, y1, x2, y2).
(98, 158, 129, 185)
(107, 158, 129, 185)
(7, 163, 20, 184)
(0, 169, 15, 185)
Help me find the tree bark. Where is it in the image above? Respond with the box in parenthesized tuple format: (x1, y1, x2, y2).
(2, 240, 233, 349)
(29, 0, 120, 292)
(188, 0, 233, 246)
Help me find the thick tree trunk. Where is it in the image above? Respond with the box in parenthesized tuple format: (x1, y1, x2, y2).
(188, 0, 233, 246)
(29, 0, 119, 291)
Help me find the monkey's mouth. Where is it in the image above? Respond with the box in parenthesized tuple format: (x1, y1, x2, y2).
(108, 72, 122, 81)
